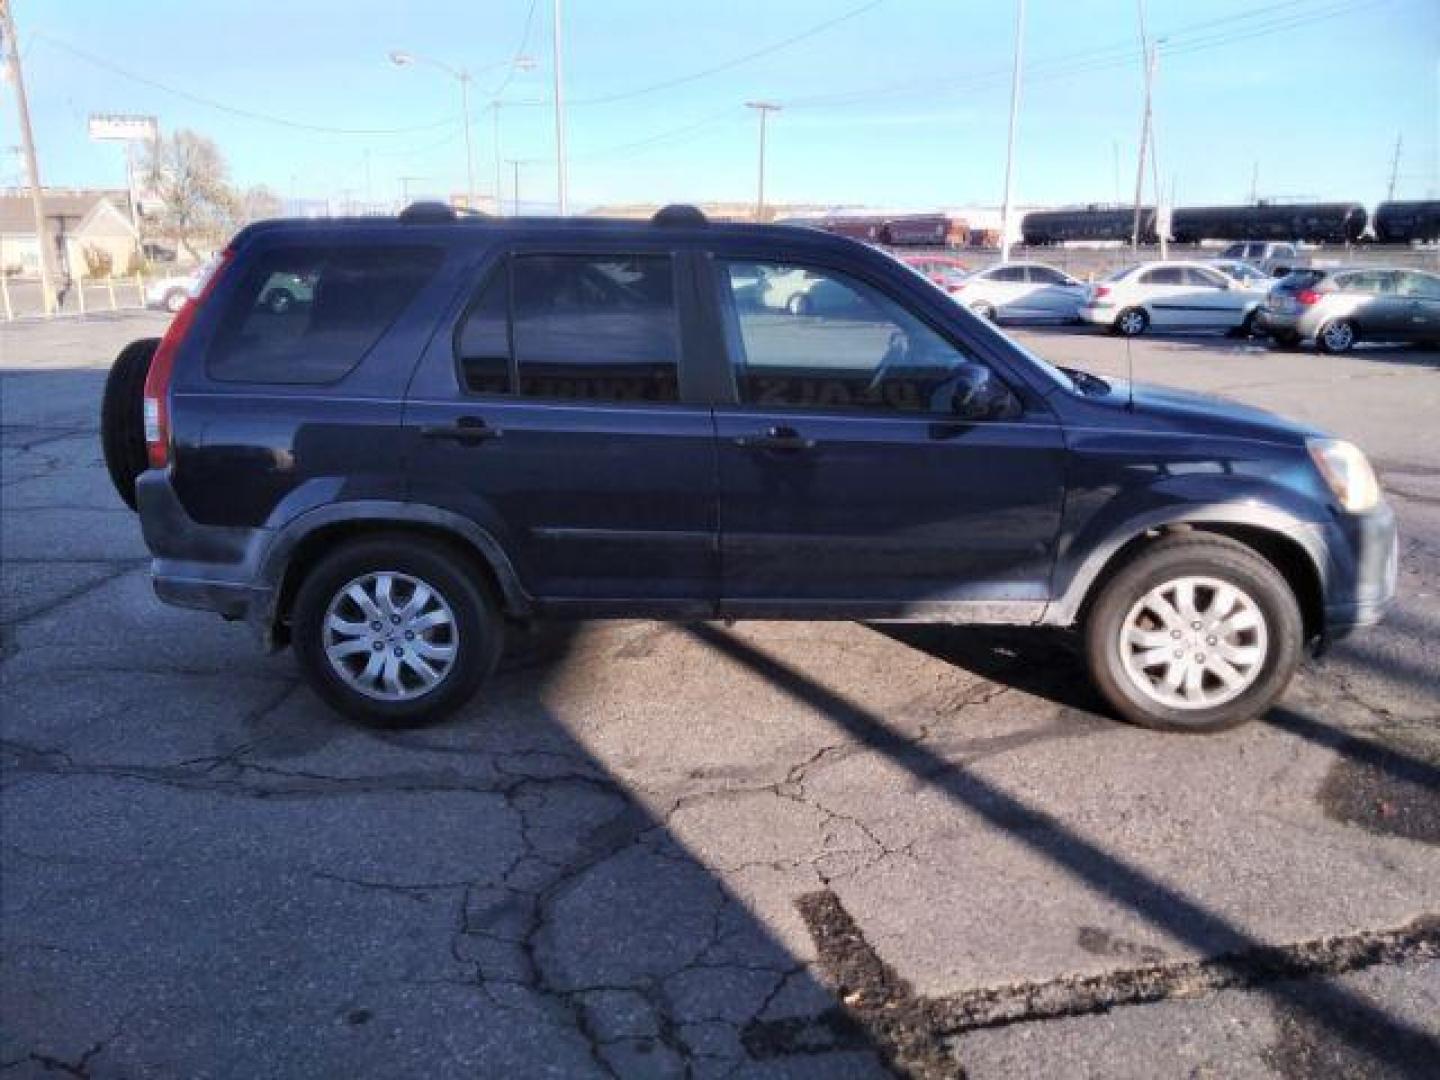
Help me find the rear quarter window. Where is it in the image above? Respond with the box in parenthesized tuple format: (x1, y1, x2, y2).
(206, 245, 443, 384)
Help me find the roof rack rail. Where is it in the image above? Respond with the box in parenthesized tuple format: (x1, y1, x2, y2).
(397, 201, 491, 223)
(652, 204, 707, 227)
(399, 201, 457, 223)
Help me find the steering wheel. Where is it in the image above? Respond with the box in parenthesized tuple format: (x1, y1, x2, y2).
(865, 330, 910, 395)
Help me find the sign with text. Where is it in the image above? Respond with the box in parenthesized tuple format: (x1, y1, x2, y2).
(88, 114, 158, 142)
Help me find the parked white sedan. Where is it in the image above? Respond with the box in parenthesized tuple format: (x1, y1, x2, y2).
(1078, 261, 1268, 336)
(952, 262, 1087, 323)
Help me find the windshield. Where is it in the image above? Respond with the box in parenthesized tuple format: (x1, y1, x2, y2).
(1273, 269, 1325, 292)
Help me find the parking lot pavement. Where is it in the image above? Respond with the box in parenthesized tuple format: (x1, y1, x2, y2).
(2, 313, 1437, 1078)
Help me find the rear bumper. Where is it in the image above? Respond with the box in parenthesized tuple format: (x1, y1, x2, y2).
(136, 471, 278, 643)
(1078, 302, 1114, 326)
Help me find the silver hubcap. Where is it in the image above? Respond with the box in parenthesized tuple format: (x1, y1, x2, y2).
(322, 571, 458, 701)
(1118, 575, 1268, 711)
(1323, 322, 1353, 350)
(1119, 311, 1144, 334)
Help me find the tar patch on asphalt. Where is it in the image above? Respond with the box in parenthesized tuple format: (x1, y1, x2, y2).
(1317, 725, 1440, 845)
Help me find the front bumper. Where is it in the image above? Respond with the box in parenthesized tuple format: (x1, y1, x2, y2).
(1316, 501, 1398, 639)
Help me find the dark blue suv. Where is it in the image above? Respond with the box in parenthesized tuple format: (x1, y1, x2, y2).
(100, 204, 1396, 732)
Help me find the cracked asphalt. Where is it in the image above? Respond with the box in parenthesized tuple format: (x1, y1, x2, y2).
(2, 313, 1438, 1078)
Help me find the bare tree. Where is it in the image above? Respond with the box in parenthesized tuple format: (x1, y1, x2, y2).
(141, 129, 236, 260)
(232, 185, 283, 228)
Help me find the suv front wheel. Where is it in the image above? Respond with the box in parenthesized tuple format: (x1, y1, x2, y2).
(1083, 534, 1302, 733)
(292, 535, 502, 725)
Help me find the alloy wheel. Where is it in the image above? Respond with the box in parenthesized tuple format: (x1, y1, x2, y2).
(1117, 575, 1268, 711)
(321, 571, 459, 701)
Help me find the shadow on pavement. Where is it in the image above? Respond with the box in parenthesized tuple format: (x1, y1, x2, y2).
(687, 622, 1440, 1076)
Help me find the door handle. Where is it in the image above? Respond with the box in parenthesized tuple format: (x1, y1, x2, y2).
(733, 425, 816, 452)
(420, 417, 502, 445)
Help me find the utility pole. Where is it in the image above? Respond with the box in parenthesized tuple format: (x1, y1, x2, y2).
(492, 104, 503, 214)
(552, 0, 568, 214)
(999, 0, 1025, 261)
(1248, 160, 1259, 204)
(745, 102, 781, 222)
(1148, 97, 1166, 259)
(1387, 135, 1403, 201)
(1130, 0, 1157, 252)
(508, 159, 522, 215)
(1, 0, 57, 314)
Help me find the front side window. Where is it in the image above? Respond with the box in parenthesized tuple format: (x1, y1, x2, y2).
(1027, 266, 1066, 285)
(1398, 271, 1440, 300)
(208, 245, 442, 383)
(1184, 267, 1228, 288)
(719, 259, 1018, 419)
(454, 254, 680, 402)
(988, 266, 1027, 283)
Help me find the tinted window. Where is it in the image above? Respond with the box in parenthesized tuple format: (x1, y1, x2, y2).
(455, 266, 511, 394)
(208, 245, 441, 383)
(1027, 265, 1065, 284)
(988, 266, 1026, 282)
(1140, 266, 1186, 286)
(455, 254, 682, 402)
(719, 260, 1016, 419)
(1274, 269, 1325, 293)
(1398, 272, 1440, 300)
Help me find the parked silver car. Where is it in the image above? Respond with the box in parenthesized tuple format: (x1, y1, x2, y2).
(1255, 267, 1440, 353)
(951, 262, 1087, 322)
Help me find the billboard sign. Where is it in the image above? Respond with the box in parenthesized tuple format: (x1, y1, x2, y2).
(88, 114, 158, 142)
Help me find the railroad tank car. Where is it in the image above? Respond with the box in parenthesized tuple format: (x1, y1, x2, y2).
(1372, 200, 1440, 243)
(1168, 202, 1366, 244)
(1020, 206, 1156, 245)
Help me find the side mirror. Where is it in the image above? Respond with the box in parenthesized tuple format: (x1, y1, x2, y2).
(948, 364, 1021, 421)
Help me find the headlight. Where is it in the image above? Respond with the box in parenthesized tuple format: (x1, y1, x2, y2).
(1307, 438, 1380, 512)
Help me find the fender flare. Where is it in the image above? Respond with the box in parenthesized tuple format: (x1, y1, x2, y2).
(1044, 500, 1331, 627)
(256, 500, 533, 623)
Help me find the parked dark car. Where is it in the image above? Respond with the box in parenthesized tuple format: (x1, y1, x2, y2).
(100, 203, 1396, 733)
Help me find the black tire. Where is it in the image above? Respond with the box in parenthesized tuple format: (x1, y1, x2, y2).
(263, 288, 293, 314)
(1228, 310, 1257, 339)
(969, 301, 997, 322)
(163, 288, 188, 313)
(1113, 307, 1149, 336)
(1270, 330, 1301, 349)
(1083, 534, 1303, 733)
(291, 535, 503, 726)
(99, 338, 160, 511)
(1316, 319, 1358, 354)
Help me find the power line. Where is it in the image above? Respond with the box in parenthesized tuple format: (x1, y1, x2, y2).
(37, 35, 460, 135)
(488, 0, 542, 99)
(563, 0, 886, 107)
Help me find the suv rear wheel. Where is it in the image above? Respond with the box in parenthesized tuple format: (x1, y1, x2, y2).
(292, 536, 502, 725)
(1083, 534, 1302, 733)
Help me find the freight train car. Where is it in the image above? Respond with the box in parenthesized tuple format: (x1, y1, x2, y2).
(1373, 200, 1440, 244)
(1021, 206, 1156, 245)
(878, 214, 970, 248)
(1168, 202, 1366, 244)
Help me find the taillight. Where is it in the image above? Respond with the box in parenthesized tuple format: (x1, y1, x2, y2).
(142, 249, 234, 468)
(1094, 285, 1111, 299)
(1295, 289, 1321, 306)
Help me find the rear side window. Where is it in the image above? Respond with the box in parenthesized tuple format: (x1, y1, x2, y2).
(455, 254, 680, 403)
(1140, 266, 1185, 285)
(988, 266, 1026, 282)
(207, 245, 442, 384)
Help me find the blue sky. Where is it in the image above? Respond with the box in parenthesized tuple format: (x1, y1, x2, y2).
(9, 0, 1438, 213)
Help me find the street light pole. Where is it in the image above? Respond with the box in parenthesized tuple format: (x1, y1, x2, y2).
(1, 0, 57, 314)
(745, 102, 781, 222)
(552, 0, 568, 214)
(1130, 0, 1156, 252)
(999, 0, 1025, 262)
(458, 68, 476, 209)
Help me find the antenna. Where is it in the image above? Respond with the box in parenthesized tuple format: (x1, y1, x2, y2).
(1125, 334, 1135, 411)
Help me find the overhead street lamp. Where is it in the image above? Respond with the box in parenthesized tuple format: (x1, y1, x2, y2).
(389, 50, 536, 211)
